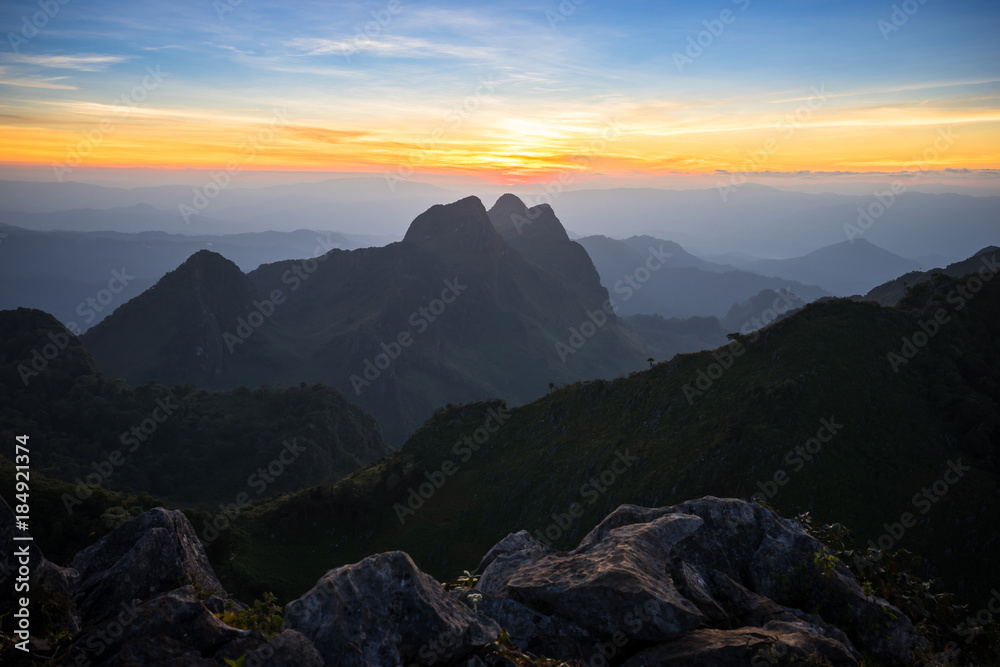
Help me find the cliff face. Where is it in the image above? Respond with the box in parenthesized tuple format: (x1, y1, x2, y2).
(3, 496, 925, 666)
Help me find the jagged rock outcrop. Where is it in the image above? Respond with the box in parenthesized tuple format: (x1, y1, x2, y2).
(284, 551, 500, 666)
(6, 497, 926, 665)
(2, 506, 318, 666)
(72, 508, 224, 624)
(466, 497, 923, 664)
(280, 497, 920, 665)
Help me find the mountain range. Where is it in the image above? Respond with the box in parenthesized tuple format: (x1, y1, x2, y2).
(0, 177, 453, 236)
(12, 247, 994, 617)
(60, 193, 970, 446)
(860, 245, 1000, 306)
(0, 223, 365, 333)
(578, 234, 828, 317)
(4, 178, 997, 261)
(2, 192, 998, 663)
(726, 238, 923, 296)
(546, 184, 1000, 260)
(79, 195, 652, 444)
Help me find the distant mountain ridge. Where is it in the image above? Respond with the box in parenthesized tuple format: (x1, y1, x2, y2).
(577, 234, 828, 318)
(81, 250, 292, 388)
(81, 195, 652, 444)
(544, 185, 1000, 260)
(861, 245, 1000, 306)
(734, 238, 922, 296)
(0, 223, 362, 332)
(0, 176, 456, 236)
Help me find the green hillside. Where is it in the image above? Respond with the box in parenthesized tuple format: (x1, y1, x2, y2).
(216, 270, 999, 608)
(1, 308, 391, 506)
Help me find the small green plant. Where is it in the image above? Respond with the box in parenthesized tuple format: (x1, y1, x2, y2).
(813, 547, 839, 580)
(443, 570, 480, 591)
(215, 592, 283, 638)
(224, 657, 247, 667)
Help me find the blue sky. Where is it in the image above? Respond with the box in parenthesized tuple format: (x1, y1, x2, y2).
(1, 0, 998, 184)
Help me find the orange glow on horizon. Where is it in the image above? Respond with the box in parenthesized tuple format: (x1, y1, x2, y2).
(1, 109, 999, 185)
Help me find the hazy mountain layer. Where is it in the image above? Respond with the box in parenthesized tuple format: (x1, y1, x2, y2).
(735, 238, 922, 296)
(578, 234, 828, 318)
(0, 223, 359, 332)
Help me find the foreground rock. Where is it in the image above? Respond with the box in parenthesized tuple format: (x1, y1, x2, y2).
(4, 497, 924, 665)
(0, 497, 79, 645)
(71, 508, 224, 624)
(473, 498, 921, 664)
(1, 505, 317, 666)
(285, 551, 500, 666)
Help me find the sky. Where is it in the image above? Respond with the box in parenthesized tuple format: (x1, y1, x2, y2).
(1, 0, 999, 189)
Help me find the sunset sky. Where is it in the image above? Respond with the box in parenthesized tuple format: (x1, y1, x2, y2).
(1, 0, 998, 187)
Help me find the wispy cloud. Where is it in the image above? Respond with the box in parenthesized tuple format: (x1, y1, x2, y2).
(0, 67, 78, 90)
(210, 44, 256, 56)
(285, 36, 496, 61)
(2, 53, 128, 72)
(285, 125, 368, 144)
(768, 79, 1000, 104)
